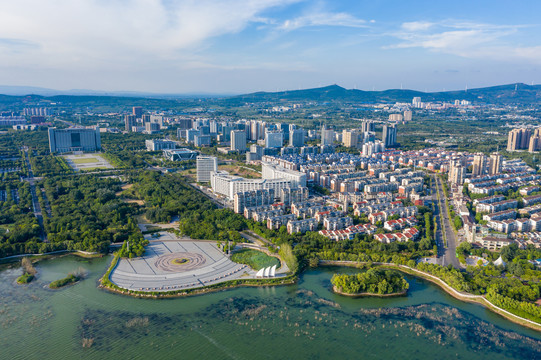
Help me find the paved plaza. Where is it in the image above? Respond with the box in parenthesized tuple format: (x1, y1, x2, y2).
(63, 153, 114, 171)
(110, 235, 255, 292)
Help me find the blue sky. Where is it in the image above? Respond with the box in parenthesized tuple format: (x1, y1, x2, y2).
(0, 0, 540, 94)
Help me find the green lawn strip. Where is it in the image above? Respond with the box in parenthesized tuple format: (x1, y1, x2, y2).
(230, 249, 280, 270)
(71, 158, 99, 164)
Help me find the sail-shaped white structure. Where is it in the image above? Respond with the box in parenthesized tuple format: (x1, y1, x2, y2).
(256, 268, 265, 277)
(270, 265, 277, 277)
(264, 267, 270, 277)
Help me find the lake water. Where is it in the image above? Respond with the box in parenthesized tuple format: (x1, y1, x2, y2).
(1, 255, 540, 360)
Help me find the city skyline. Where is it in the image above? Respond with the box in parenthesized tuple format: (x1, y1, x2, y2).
(1, 0, 541, 94)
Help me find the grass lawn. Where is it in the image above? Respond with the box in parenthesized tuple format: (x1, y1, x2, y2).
(71, 157, 99, 164)
(231, 249, 280, 270)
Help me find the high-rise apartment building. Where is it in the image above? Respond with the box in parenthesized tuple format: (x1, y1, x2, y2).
(196, 156, 218, 183)
(489, 153, 502, 175)
(321, 125, 334, 146)
(388, 114, 403, 122)
(403, 110, 412, 121)
(124, 114, 136, 132)
(231, 130, 247, 152)
(48, 127, 101, 153)
(507, 128, 532, 151)
(449, 160, 465, 185)
(528, 128, 541, 153)
(472, 154, 486, 176)
(342, 130, 359, 148)
(382, 125, 397, 147)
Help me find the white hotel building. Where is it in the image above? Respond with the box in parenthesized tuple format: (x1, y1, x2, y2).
(261, 162, 306, 187)
(211, 171, 293, 200)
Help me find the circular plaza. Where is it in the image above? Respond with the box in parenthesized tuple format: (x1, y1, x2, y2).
(110, 234, 254, 292)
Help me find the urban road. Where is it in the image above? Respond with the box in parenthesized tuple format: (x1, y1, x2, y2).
(431, 174, 461, 268)
(22, 147, 47, 242)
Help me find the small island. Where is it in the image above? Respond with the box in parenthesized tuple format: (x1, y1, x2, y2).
(16, 258, 37, 284)
(331, 268, 409, 297)
(49, 272, 82, 289)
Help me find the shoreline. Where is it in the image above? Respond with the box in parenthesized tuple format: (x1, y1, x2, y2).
(98, 253, 297, 298)
(332, 285, 407, 298)
(319, 260, 541, 332)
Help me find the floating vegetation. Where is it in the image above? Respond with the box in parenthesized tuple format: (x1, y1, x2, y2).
(125, 317, 149, 328)
(81, 338, 94, 348)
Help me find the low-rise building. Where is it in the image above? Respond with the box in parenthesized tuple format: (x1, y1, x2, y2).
(477, 237, 515, 251)
(483, 209, 517, 222)
(323, 216, 353, 231)
(287, 218, 318, 234)
(523, 194, 541, 207)
(267, 214, 297, 230)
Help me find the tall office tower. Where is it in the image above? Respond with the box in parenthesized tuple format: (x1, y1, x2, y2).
(231, 130, 247, 152)
(412, 97, 422, 108)
(196, 156, 218, 183)
(342, 130, 359, 148)
(489, 153, 502, 175)
(279, 123, 290, 141)
(132, 106, 143, 119)
(141, 114, 151, 124)
(382, 125, 397, 147)
(199, 126, 210, 136)
(124, 114, 136, 132)
(145, 122, 160, 133)
(177, 118, 192, 130)
(321, 125, 335, 146)
(403, 110, 413, 121)
(361, 120, 375, 133)
(48, 127, 101, 153)
(449, 160, 465, 185)
(265, 131, 283, 148)
(289, 124, 297, 133)
(472, 154, 486, 176)
(289, 129, 305, 147)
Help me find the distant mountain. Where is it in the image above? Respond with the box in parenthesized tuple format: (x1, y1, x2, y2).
(0, 83, 539, 106)
(0, 85, 226, 99)
(228, 83, 541, 105)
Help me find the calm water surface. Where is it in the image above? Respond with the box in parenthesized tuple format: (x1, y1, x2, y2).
(1, 255, 540, 360)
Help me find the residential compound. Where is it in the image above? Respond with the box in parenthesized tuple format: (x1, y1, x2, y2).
(438, 150, 541, 251)
(166, 109, 541, 252)
(507, 127, 541, 152)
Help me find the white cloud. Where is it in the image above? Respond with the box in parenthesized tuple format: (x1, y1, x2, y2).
(279, 11, 366, 31)
(401, 21, 434, 32)
(388, 21, 541, 64)
(0, 0, 300, 69)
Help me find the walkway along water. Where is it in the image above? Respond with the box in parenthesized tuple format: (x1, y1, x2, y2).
(319, 260, 541, 332)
